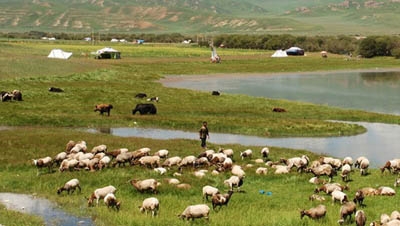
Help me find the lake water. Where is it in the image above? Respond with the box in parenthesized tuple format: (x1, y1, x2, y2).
(161, 70, 400, 115)
(0, 193, 93, 226)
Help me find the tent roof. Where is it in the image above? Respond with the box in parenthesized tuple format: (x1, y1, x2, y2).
(47, 49, 72, 59)
(271, 50, 288, 58)
(96, 47, 120, 54)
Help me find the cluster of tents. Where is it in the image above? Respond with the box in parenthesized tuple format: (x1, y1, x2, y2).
(271, 47, 304, 57)
(47, 47, 121, 60)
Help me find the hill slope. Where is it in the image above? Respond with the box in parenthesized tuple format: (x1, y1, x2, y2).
(1, 0, 400, 35)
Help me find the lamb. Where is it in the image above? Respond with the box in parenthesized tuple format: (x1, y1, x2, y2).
(331, 190, 348, 204)
(138, 156, 160, 168)
(94, 104, 113, 116)
(260, 147, 269, 159)
(224, 175, 243, 192)
(300, 204, 327, 219)
(87, 185, 117, 207)
(240, 149, 252, 160)
(256, 167, 268, 175)
(57, 178, 81, 195)
(90, 144, 107, 154)
(32, 156, 53, 175)
(178, 204, 210, 221)
(139, 197, 159, 217)
(377, 186, 396, 196)
(162, 156, 182, 168)
(154, 149, 169, 159)
(59, 159, 79, 172)
(104, 193, 121, 211)
(337, 201, 357, 224)
(355, 210, 366, 226)
(202, 185, 220, 201)
(211, 190, 233, 210)
(130, 179, 160, 194)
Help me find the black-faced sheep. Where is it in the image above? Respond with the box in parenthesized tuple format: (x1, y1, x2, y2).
(300, 204, 327, 219)
(139, 197, 159, 217)
(224, 175, 243, 192)
(212, 190, 233, 210)
(178, 204, 210, 221)
(240, 149, 252, 160)
(130, 179, 160, 194)
(260, 147, 269, 159)
(94, 104, 113, 116)
(337, 201, 356, 224)
(87, 185, 117, 207)
(57, 178, 81, 195)
(104, 193, 121, 211)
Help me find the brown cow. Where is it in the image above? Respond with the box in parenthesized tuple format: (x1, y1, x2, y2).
(94, 104, 113, 116)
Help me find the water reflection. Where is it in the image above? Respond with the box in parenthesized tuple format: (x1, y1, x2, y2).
(90, 122, 400, 168)
(161, 70, 400, 115)
(0, 193, 93, 226)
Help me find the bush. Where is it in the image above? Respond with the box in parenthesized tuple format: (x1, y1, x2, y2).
(392, 47, 400, 59)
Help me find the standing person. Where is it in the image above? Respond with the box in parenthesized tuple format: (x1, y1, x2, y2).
(199, 121, 209, 149)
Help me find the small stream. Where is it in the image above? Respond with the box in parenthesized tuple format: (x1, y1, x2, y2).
(0, 193, 93, 226)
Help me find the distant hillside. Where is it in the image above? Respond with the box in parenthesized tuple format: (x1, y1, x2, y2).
(1, 0, 400, 35)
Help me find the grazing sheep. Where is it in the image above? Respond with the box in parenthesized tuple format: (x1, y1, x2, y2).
(162, 156, 182, 168)
(112, 152, 134, 167)
(390, 211, 400, 221)
(139, 197, 159, 217)
(315, 183, 348, 194)
(202, 185, 219, 201)
(309, 177, 326, 185)
(342, 157, 353, 166)
(154, 149, 169, 159)
(32, 156, 53, 175)
(309, 194, 326, 202)
(341, 163, 352, 182)
(354, 156, 369, 176)
(138, 156, 160, 168)
(90, 144, 107, 154)
(178, 155, 197, 171)
(1, 91, 13, 102)
(94, 104, 113, 116)
(165, 178, 180, 185)
(224, 175, 243, 192)
(337, 201, 357, 224)
(209, 153, 227, 165)
(218, 148, 234, 159)
(381, 159, 400, 174)
(98, 156, 111, 169)
(256, 167, 268, 175)
(198, 149, 215, 159)
(65, 140, 76, 153)
(130, 179, 160, 194)
(281, 155, 310, 172)
(54, 152, 67, 166)
(59, 159, 79, 172)
(176, 183, 192, 189)
(360, 187, 379, 196)
(260, 147, 269, 159)
(108, 148, 128, 159)
(240, 149, 252, 160)
(70, 140, 87, 153)
(353, 190, 365, 207)
(87, 185, 117, 207)
(231, 165, 245, 178)
(178, 204, 210, 221)
(306, 164, 336, 182)
(331, 190, 348, 204)
(154, 167, 167, 175)
(104, 193, 121, 211)
(212, 190, 234, 210)
(272, 165, 290, 174)
(194, 157, 210, 168)
(57, 178, 81, 195)
(300, 204, 327, 219)
(194, 170, 207, 178)
(355, 210, 366, 226)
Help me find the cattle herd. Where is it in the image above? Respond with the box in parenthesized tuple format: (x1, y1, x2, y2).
(30, 138, 400, 224)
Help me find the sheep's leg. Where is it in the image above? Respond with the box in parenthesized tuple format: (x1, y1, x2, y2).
(77, 185, 81, 193)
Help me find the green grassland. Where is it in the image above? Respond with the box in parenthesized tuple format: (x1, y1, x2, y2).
(0, 41, 400, 225)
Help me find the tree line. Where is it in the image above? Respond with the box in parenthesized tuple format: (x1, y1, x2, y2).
(2, 31, 399, 58)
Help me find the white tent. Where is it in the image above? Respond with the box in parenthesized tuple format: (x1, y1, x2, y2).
(95, 47, 121, 59)
(47, 49, 72, 59)
(271, 50, 288, 58)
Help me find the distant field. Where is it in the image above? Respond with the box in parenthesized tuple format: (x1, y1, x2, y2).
(0, 41, 400, 226)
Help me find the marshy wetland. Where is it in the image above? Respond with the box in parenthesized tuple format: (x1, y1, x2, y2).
(1, 41, 400, 225)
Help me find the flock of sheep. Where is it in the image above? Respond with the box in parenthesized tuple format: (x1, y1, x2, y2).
(32, 139, 400, 224)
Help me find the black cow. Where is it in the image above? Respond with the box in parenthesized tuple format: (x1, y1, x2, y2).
(135, 93, 147, 99)
(1, 91, 12, 102)
(212, 91, 220, 96)
(49, 87, 64, 92)
(132, 103, 157, 115)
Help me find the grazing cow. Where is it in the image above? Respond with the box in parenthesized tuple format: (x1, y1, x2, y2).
(94, 104, 113, 116)
(212, 91, 220, 96)
(135, 93, 147, 99)
(132, 104, 157, 115)
(272, 107, 286, 112)
(49, 87, 64, 92)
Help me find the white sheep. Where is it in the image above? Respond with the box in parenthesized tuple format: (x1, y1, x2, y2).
(342, 156, 353, 166)
(162, 156, 182, 168)
(98, 156, 111, 169)
(178, 204, 210, 221)
(138, 156, 160, 168)
(194, 157, 210, 168)
(54, 152, 67, 165)
(91, 144, 107, 154)
(202, 185, 219, 201)
(256, 167, 268, 175)
(57, 178, 81, 195)
(176, 183, 191, 189)
(231, 165, 245, 178)
(59, 159, 79, 172)
(300, 204, 327, 219)
(224, 175, 243, 192)
(377, 186, 396, 196)
(272, 165, 290, 174)
(70, 141, 87, 153)
(88, 185, 117, 207)
(331, 190, 348, 204)
(154, 149, 169, 159)
(218, 148, 234, 159)
(65, 140, 76, 153)
(240, 149, 252, 160)
(32, 156, 53, 175)
(390, 210, 400, 221)
(341, 163, 352, 182)
(381, 159, 400, 174)
(354, 156, 369, 175)
(178, 155, 197, 169)
(139, 197, 159, 217)
(112, 152, 134, 167)
(130, 179, 160, 193)
(154, 167, 167, 175)
(194, 170, 207, 178)
(165, 178, 180, 185)
(306, 164, 335, 182)
(104, 193, 121, 211)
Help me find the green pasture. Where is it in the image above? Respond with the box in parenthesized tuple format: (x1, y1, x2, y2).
(0, 41, 400, 225)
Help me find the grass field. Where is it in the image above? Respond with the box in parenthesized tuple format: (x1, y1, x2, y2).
(1, 40, 400, 225)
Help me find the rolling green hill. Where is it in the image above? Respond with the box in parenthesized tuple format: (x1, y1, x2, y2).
(1, 0, 400, 35)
